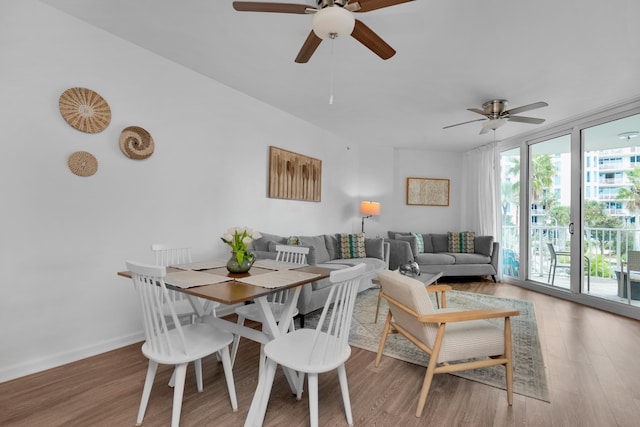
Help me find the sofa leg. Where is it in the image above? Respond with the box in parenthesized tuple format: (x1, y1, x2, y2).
(295, 314, 305, 329)
(491, 275, 497, 283)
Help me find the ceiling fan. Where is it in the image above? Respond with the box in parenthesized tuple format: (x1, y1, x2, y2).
(232, 0, 414, 63)
(443, 99, 549, 134)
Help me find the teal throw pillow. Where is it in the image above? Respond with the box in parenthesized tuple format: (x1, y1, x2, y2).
(412, 232, 424, 253)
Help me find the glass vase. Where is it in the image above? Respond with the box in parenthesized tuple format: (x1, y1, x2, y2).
(226, 251, 255, 274)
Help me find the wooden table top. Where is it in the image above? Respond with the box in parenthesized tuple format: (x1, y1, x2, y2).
(118, 265, 331, 305)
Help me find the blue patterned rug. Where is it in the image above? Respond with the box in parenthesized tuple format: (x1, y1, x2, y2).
(305, 288, 550, 402)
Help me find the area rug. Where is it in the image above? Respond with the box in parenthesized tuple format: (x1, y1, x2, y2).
(304, 288, 550, 402)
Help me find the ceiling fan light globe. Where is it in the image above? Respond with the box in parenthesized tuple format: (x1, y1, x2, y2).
(483, 118, 508, 131)
(312, 6, 355, 39)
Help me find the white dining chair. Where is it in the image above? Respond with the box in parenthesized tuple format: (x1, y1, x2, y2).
(151, 244, 220, 324)
(249, 263, 367, 427)
(230, 244, 309, 367)
(126, 261, 237, 427)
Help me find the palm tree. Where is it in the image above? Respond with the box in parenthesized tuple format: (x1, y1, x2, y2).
(616, 167, 640, 249)
(530, 154, 556, 205)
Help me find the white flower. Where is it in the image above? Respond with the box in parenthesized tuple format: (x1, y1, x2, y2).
(223, 233, 233, 242)
(242, 236, 252, 245)
(227, 227, 238, 235)
(252, 231, 262, 240)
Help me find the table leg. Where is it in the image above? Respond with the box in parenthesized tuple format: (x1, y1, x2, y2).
(245, 287, 303, 426)
(253, 289, 302, 394)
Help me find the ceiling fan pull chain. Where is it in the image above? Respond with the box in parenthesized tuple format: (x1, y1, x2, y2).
(329, 36, 335, 105)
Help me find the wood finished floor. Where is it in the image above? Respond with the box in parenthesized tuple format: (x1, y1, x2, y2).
(2, 279, 640, 427)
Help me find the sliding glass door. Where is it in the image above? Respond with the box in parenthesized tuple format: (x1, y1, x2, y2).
(582, 113, 640, 306)
(500, 148, 520, 279)
(527, 135, 574, 288)
(499, 110, 640, 313)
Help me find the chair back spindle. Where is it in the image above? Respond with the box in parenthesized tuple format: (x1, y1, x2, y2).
(271, 245, 309, 303)
(308, 263, 366, 365)
(127, 261, 187, 358)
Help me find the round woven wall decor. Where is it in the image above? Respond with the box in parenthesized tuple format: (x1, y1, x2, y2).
(68, 151, 98, 177)
(59, 87, 111, 133)
(119, 126, 154, 160)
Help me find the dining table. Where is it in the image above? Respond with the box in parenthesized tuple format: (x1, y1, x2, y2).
(118, 259, 331, 425)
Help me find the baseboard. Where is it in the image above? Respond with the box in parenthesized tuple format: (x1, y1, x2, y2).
(0, 331, 145, 384)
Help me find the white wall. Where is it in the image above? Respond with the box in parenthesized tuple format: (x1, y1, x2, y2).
(357, 147, 463, 236)
(0, 1, 363, 382)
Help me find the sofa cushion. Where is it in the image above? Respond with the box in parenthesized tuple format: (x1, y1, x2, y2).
(324, 234, 340, 260)
(431, 234, 450, 253)
(414, 253, 456, 265)
(388, 230, 408, 239)
(336, 233, 366, 259)
(421, 234, 434, 253)
(298, 235, 331, 264)
(474, 236, 494, 257)
(311, 263, 347, 291)
(365, 237, 385, 260)
(448, 232, 475, 253)
(396, 234, 418, 257)
(252, 232, 286, 251)
(324, 257, 386, 273)
(448, 252, 491, 264)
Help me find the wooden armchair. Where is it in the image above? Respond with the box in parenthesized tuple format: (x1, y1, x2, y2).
(374, 270, 519, 417)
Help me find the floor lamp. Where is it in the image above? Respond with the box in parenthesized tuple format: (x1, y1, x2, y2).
(360, 201, 380, 233)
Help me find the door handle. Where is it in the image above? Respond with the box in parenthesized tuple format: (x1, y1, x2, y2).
(569, 222, 574, 234)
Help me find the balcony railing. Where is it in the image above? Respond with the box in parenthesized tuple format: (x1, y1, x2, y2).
(502, 224, 640, 280)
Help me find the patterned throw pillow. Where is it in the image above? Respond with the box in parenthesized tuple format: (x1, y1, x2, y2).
(448, 231, 475, 253)
(287, 236, 300, 246)
(336, 233, 367, 259)
(412, 232, 424, 253)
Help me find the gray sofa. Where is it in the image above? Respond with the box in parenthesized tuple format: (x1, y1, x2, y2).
(386, 231, 499, 282)
(250, 232, 390, 326)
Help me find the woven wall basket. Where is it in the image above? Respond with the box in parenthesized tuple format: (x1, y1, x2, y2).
(119, 126, 154, 160)
(59, 87, 111, 133)
(68, 151, 98, 177)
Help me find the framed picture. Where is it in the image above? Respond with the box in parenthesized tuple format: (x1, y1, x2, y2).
(406, 177, 450, 206)
(268, 146, 322, 202)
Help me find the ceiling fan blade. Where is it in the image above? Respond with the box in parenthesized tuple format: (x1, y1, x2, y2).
(351, 19, 395, 60)
(232, 1, 311, 14)
(467, 108, 489, 117)
(506, 101, 548, 116)
(295, 31, 323, 63)
(443, 118, 487, 129)
(353, 0, 414, 13)
(508, 115, 546, 124)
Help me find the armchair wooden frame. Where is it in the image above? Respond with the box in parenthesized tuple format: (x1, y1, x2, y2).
(374, 286, 519, 418)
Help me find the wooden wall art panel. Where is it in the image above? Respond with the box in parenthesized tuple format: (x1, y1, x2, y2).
(269, 146, 321, 202)
(406, 177, 450, 206)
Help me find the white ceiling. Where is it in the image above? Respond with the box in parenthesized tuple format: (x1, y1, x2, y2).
(39, 0, 640, 152)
